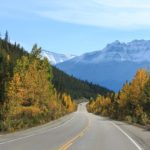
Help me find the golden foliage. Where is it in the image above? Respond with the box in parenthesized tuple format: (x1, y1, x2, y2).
(88, 69, 150, 125)
(118, 82, 130, 107)
(3, 53, 77, 131)
(87, 95, 111, 116)
(62, 93, 77, 113)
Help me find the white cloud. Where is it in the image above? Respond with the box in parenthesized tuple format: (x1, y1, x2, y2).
(35, 0, 150, 29)
(1, 0, 150, 29)
(93, 0, 150, 9)
(38, 10, 150, 28)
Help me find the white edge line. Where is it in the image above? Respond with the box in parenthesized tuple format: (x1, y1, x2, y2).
(0, 134, 35, 145)
(0, 113, 75, 145)
(111, 122, 143, 150)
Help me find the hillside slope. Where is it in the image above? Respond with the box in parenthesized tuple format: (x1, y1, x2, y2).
(52, 66, 112, 99)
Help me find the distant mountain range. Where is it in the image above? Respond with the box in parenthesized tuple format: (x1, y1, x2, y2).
(55, 40, 150, 92)
(41, 50, 76, 65)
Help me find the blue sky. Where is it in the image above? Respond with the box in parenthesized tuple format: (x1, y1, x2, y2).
(1, 0, 150, 55)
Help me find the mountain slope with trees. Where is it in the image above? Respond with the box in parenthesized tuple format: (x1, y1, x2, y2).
(52, 66, 112, 99)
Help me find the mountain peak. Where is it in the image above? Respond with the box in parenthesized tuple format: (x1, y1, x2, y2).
(73, 40, 150, 63)
(112, 40, 121, 45)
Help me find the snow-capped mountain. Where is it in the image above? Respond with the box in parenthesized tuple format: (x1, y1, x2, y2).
(57, 40, 150, 92)
(41, 50, 76, 65)
(71, 40, 150, 63)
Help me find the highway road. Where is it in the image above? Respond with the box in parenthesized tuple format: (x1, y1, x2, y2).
(0, 103, 149, 150)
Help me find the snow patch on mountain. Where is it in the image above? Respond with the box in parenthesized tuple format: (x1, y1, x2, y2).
(41, 50, 76, 65)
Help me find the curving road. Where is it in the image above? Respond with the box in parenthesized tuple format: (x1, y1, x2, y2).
(0, 103, 149, 150)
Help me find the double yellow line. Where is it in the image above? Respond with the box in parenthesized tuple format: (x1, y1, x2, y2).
(58, 117, 90, 150)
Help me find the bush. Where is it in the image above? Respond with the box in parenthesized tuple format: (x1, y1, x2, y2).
(125, 115, 132, 124)
(141, 113, 149, 125)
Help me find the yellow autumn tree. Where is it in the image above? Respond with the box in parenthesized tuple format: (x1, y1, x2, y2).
(62, 93, 77, 113)
(87, 95, 111, 116)
(1, 44, 77, 131)
(3, 45, 55, 131)
(118, 82, 130, 107)
(130, 69, 149, 105)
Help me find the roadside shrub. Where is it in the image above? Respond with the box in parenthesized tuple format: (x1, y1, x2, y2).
(141, 113, 149, 125)
(125, 115, 132, 124)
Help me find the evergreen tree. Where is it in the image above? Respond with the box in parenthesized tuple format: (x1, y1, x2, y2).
(4, 31, 9, 42)
(31, 44, 41, 59)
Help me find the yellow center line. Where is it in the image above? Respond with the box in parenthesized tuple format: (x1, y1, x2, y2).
(58, 116, 90, 150)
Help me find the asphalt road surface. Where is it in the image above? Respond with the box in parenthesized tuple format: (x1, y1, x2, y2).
(0, 103, 149, 150)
